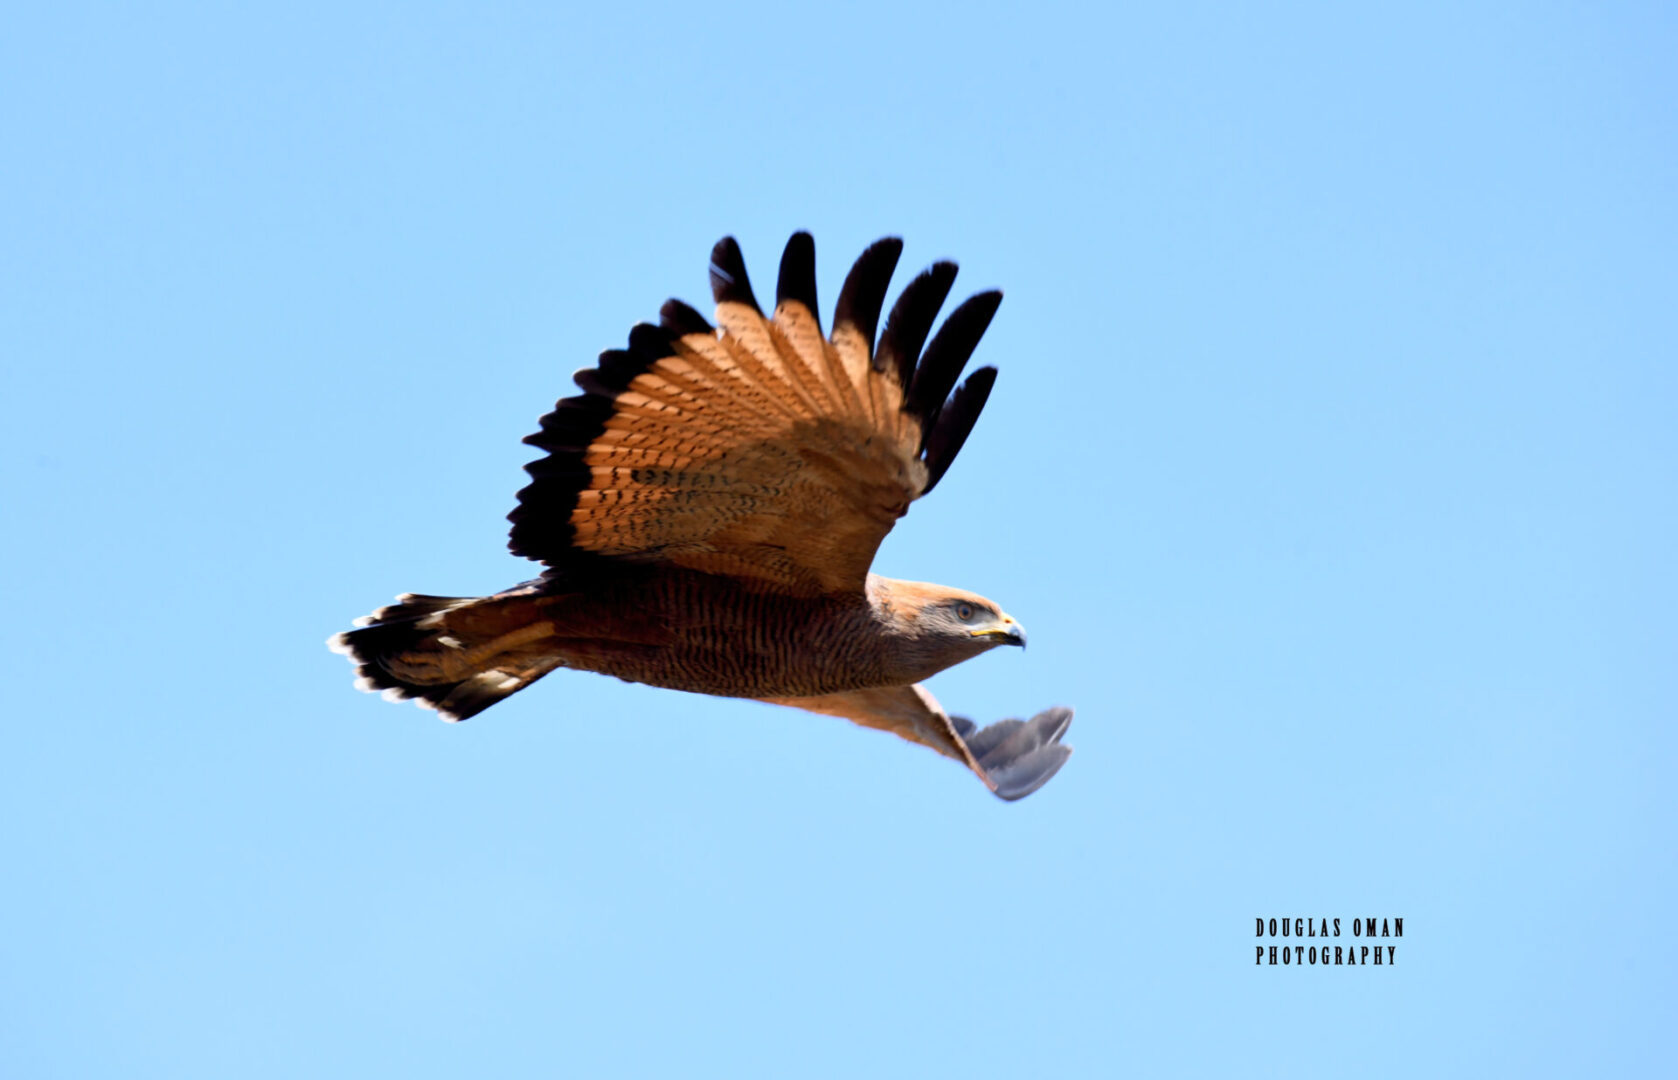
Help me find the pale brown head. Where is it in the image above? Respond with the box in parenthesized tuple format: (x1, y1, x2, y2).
(868, 576, 1026, 682)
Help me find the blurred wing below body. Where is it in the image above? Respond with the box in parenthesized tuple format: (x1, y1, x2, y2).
(762, 684, 1074, 801)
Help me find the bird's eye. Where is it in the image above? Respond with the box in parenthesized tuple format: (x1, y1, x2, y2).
(956, 603, 975, 621)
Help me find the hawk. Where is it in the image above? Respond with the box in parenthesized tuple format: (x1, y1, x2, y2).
(330, 233, 1074, 800)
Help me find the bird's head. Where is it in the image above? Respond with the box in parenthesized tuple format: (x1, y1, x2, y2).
(870, 577, 1026, 679)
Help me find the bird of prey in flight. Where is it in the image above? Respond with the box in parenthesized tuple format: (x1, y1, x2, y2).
(330, 233, 1073, 800)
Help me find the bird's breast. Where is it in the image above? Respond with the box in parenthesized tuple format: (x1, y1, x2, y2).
(541, 571, 894, 698)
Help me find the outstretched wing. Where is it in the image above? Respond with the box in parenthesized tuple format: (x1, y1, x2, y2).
(762, 685, 1074, 801)
(508, 233, 1002, 597)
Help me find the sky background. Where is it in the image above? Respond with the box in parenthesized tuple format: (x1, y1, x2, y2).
(3, 2, 1674, 1076)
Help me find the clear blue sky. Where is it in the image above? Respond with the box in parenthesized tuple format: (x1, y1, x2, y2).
(4, 2, 1673, 1076)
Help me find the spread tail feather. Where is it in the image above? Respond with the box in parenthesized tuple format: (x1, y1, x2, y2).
(328, 590, 560, 722)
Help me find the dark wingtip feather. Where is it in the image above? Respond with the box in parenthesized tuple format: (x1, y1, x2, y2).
(627, 321, 677, 363)
(660, 298, 714, 336)
(906, 289, 1002, 435)
(775, 231, 820, 329)
(581, 325, 675, 394)
(876, 261, 958, 387)
(921, 366, 997, 495)
(833, 237, 904, 356)
(509, 325, 675, 563)
(519, 394, 613, 453)
(709, 235, 760, 313)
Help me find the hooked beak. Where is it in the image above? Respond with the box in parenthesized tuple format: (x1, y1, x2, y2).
(972, 618, 1027, 649)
